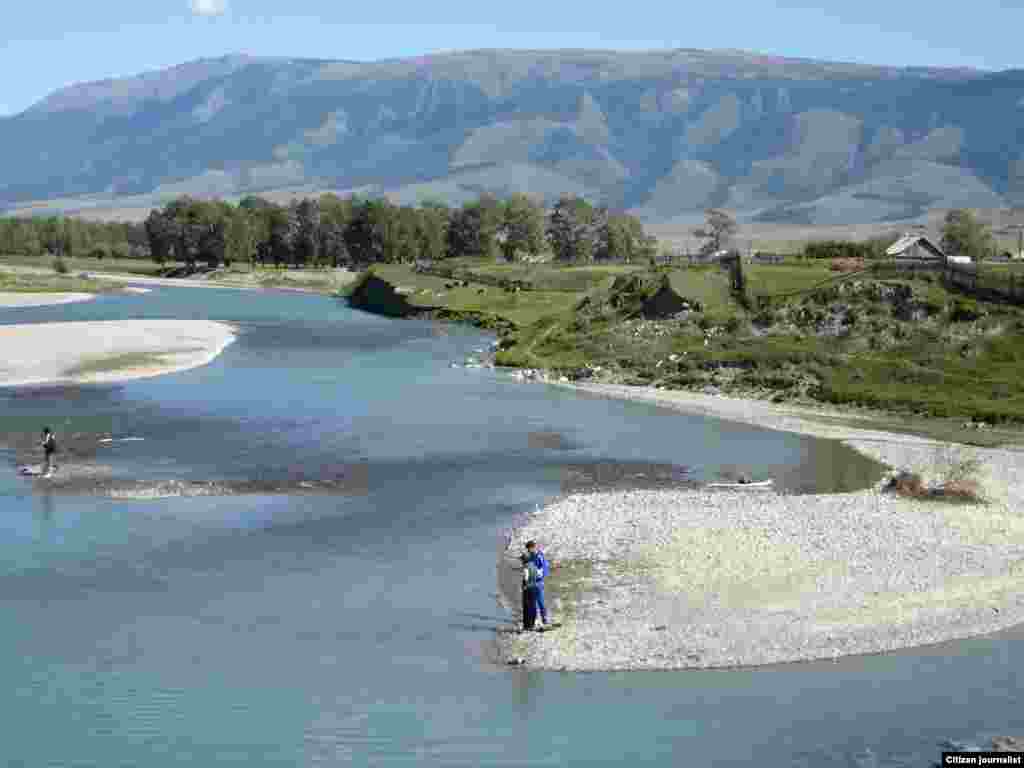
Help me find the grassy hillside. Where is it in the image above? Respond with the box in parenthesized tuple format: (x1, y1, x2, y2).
(350, 259, 1024, 427)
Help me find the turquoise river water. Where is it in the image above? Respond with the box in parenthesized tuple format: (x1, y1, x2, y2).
(0, 286, 1020, 766)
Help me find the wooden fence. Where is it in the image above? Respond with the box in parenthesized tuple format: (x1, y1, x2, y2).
(751, 259, 1024, 308)
(869, 260, 1024, 304)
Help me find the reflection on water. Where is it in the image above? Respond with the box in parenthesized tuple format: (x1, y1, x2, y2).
(0, 287, 1014, 767)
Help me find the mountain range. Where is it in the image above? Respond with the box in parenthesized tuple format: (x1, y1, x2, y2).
(3, 48, 1024, 225)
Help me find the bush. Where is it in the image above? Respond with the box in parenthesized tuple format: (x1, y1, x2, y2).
(803, 240, 875, 260)
(52, 257, 69, 275)
(885, 471, 926, 498)
(950, 300, 981, 323)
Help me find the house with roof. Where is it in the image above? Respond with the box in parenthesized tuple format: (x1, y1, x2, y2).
(885, 234, 947, 262)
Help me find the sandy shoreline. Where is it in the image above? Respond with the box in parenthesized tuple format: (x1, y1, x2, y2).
(499, 382, 1024, 670)
(0, 263, 358, 293)
(0, 319, 237, 387)
(0, 291, 95, 307)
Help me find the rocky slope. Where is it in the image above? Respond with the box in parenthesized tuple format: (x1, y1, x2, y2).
(3, 49, 1023, 223)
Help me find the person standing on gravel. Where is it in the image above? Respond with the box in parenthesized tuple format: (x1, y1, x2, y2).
(521, 553, 539, 631)
(524, 540, 549, 629)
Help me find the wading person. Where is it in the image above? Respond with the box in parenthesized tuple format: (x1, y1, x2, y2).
(40, 427, 57, 477)
(524, 540, 549, 629)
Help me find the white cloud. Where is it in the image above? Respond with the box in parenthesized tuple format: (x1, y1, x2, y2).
(190, 0, 228, 16)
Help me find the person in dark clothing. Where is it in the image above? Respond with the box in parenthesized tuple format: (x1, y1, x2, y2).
(40, 428, 57, 477)
(524, 540, 549, 628)
(520, 554, 539, 631)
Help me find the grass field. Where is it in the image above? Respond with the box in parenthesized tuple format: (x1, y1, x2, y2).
(367, 264, 582, 327)
(449, 260, 645, 292)
(745, 263, 839, 296)
(0, 268, 120, 294)
(0, 253, 169, 276)
(666, 267, 737, 319)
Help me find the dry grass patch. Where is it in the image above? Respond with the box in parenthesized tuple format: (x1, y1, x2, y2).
(815, 559, 1024, 630)
(637, 526, 844, 611)
(886, 445, 986, 503)
(63, 352, 170, 378)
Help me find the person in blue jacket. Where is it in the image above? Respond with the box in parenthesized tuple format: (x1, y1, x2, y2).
(524, 540, 549, 628)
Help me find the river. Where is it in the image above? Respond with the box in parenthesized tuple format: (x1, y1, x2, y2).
(0, 286, 1019, 766)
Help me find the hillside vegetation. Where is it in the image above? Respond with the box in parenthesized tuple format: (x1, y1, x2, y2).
(351, 257, 1024, 427)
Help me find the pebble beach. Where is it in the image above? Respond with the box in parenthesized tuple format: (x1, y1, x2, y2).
(498, 383, 1024, 670)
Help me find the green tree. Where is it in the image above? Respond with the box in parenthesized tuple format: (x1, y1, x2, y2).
(392, 206, 420, 264)
(226, 209, 253, 266)
(265, 204, 298, 268)
(320, 194, 353, 267)
(497, 193, 545, 261)
(197, 203, 229, 269)
(415, 201, 450, 262)
(293, 199, 321, 267)
(595, 212, 655, 262)
(344, 198, 391, 264)
(941, 209, 994, 261)
(547, 195, 599, 263)
(693, 208, 738, 256)
(447, 198, 499, 258)
(145, 209, 176, 265)
(163, 197, 204, 269)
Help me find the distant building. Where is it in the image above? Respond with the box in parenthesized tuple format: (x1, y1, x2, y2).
(689, 249, 731, 264)
(947, 255, 972, 265)
(885, 234, 946, 261)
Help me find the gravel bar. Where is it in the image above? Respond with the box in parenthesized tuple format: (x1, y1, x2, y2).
(498, 384, 1024, 670)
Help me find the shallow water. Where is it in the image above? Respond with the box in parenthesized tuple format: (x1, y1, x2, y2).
(0, 286, 1018, 766)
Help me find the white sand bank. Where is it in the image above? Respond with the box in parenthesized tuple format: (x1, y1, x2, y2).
(0, 292, 95, 307)
(500, 383, 1024, 670)
(0, 320, 237, 387)
(0, 264, 358, 292)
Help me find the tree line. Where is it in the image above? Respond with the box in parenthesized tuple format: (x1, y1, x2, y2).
(0, 216, 147, 260)
(141, 192, 659, 270)
(1, 193, 657, 269)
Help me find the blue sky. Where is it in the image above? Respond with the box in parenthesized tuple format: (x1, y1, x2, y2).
(1, 0, 1021, 116)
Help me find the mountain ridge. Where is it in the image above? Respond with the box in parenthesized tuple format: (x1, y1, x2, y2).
(1, 48, 1019, 224)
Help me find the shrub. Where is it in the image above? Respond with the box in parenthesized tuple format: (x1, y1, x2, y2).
(884, 471, 926, 498)
(52, 257, 69, 275)
(950, 300, 980, 323)
(885, 449, 985, 503)
(803, 240, 875, 260)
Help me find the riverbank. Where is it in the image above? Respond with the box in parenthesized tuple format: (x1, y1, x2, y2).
(498, 383, 1024, 670)
(0, 262, 359, 294)
(0, 291, 95, 307)
(0, 319, 237, 387)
